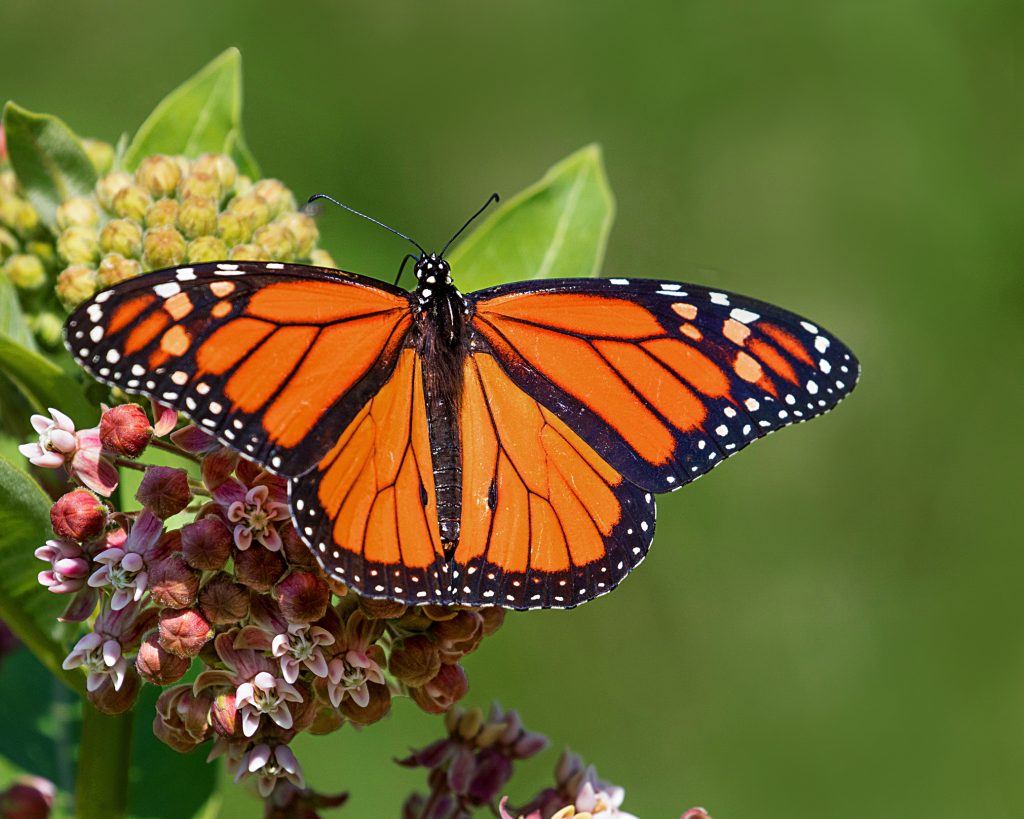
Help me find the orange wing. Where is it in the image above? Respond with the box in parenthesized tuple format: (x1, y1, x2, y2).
(289, 350, 451, 602)
(453, 353, 654, 609)
(66, 261, 413, 477)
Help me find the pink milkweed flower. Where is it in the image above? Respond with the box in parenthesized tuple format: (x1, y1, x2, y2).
(572, 780, 638, 819)
(19, 408, 119, 496)
(70, 426, 119, 496)
(61, 603, 154, 692)
(213, 462, 289, 551)
(271, 623, 334, 684)
(35, 538, 90, 594)
(234, 742, 305, 798)
(149, 399, 179, 437)
(325, 648, 385, 709)
(87, 509, 163, 610)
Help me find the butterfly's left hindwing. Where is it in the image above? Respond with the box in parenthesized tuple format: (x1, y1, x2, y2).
(65, 262, 413, 477)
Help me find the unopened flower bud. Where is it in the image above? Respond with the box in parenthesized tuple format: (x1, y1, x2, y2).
(177, 171, 223, 202)
(478, 607, 505, 636)
(97, 253, 142, 288)
(28, 312, 64, 347)
(276, 212, 319, 258)
(681, 811, 712, 819)
(3, 254, 45, 289)
(308, 703, 345, 735)
(87, 667, 141, 715)
(154, 685, 212, 752)
(100, 403, 152, 457)
(410, 663, 469, 715)
(281, 523, 316, 570)
(234, 175, 253, 195)
(253, 224, 296, 260)
(145, 198, 179, 229)
(111, 185, 153, 222)
(457, 706, 484, 741)
(57, 226, 99, 265)
(136, 632, 191, 685)
(135, 155, 182, 198)
(25, 240, 55, 267)
(190, 153, 237, 190)
(422, 605, 460, 622)
(99, 218, 143, 257)
(182, 235, 226, 263)
(56, 264, 97, 307)
(216, 211, 250, 246)
(143, 226, 187, 270)
(181, 517, 233, 571)
(175, 196, 218, 239)
(199, 574, 250, 624)
(50, 489, 106, 541)
(340, 679, 392, 725)
(389, 634, 442, 687)
(136, 466, 192, 518)
(82, 138, 114, 174)
(158, 607, 213, 657)
(234, 545, 287, 592)
(0, 226, 17, 259)
(95, 171, 133, 212)
(229, 242, 269, 262)
(358, 597, 408, 620)
(209, 691, 239, 737)
(251, 179, 296, 217)
(149, 553, 200, 609)
(275, 571, 330, 623)
(309, 248, 337, 269)
(0, 775, 55, 819)
(56, 196, 99, 230)
(228, 193, 271, 231)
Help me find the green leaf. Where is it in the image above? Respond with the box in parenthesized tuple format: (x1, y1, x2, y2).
(0, 332, 97, 426)
(0, 273, 39, 352)
(225, 127, 261, 180)
(124, 48, 258, 174)
(2, 102, 98, 233)
(0, 456, 83, 693)
(447, 144, 615, 291)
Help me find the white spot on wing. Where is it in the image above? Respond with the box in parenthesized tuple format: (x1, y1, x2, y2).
(89, 326, 104, 342)
(710, 292, 730, 305)
(730, 307, 759, 324)
(154, 282, 181, 298)
(175, 268, 195, 281)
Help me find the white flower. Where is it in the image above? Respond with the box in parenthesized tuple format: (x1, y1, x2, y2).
(234, 742, 305, 797)
(19, 408, 77, 468)
(271, 622, 334, 684)
(235, 670, 304, 737)
(61, 631, 128, 692)
(326, 649, 385, 708)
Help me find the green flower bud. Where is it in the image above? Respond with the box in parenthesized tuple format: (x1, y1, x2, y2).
(252, 223, 295, 261)
(143, 226, 187, 270)
(0, 226, 17, 260)
(251, 179, 296, 218)
(112, 185, 153, 222)
(233, 175, 253, 195)
(309, 248, 337, 269)
(190, 153, 237, 191)
(3, 253, 46, 289)
(27, 311, 64, 347)
(177, 196, 218, 239)
(0, 198, 20, 230)
(0, 171, 16, 196)
(99, 219, 143, 258)
(187, 235, 228, 263)
(229, 243, 269, 262)
(95, 171, 134, 212)
(12, 199, 38, 236)
(177, 172, 223, 203)
(97, 253, 143, 287)
(216, 211, 250, 246)
(276, 212, 319, 259)
(57, 226, 99, 265)
(26, 240, 56, 267)
(146, 198, 180, 229)
(171, 155, 192, 179)
(227, 193, 270, 232)
(56, 196, 100, 230)
(56, 264, 98, 308)
(136, 155, 182, 198)
(82, 138, 114, 175)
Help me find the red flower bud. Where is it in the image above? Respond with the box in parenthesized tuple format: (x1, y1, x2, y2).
(135, 633, 191, 685)
(0, 777, 55, 819)
(148, 553, 200, 609)
(275, 570, 330, 623)
(136, 466, 192, 519)
(50, 489, 106, 541)
(153, 685, 211, 753)
(181, 516, 232, 571)
(409, 663, 469, 715)
(389, 634, 442, 687)
(99, 404, 152, 457)
(234, 544, 286, 592)
(209, 691, 239, 737)
(281, 523, 316, 569)
(158, 607, 213, 657)
(340, 679, 392, 725)
(87, 667, 141, 715)
(199, 574, 250, 624)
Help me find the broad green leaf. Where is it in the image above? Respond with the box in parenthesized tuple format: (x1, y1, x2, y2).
(0, 273, 38, 351)
(2, 102, 98, 233)
(0, 456, 83, 692)
(124, 48, 259, 175)
(447, 144, 615, 291)
(0, 332, 96, 426)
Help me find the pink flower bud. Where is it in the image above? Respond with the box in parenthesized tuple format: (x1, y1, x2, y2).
(199, 575, 250, 625)
(410, 663, 469, 715)
(136, 466, 192, 519)
(0, 776, 55, 819)
(389, 634, 442, 688)
(275, 571, 330, 624)
(158, 607, 213, 658)
(234, 545, 286, 593)
(181, 516, 233, 571)
(99, 404, 152, 457)
(681, 810, 712, 819)
(209, 691, 240, 737)
(50, 490, 106, 541)
(136, 633, 190, 685)
(148, 553, 200, 609)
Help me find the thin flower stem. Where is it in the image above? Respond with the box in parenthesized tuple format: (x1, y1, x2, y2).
(188, 480, 211, 497)
(111, 457, 147, 473)
(148, 437, 201, 462)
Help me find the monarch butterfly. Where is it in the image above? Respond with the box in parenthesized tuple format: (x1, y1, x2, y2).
(65, 196, 858, 610)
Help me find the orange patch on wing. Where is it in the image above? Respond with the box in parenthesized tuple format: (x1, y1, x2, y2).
(641, 338, 730, 397)
(733, 351, 763, 383)
(528, 496, 570, 572)
(108, 295, 155, 335)
(680, 323, 702, 341)
(209, 281, 235, 297)
(164, 292, 193, 320)
(671, 302, 698, 320)
(211, 300, 232, 318)
(226, 325, 318, 413)
(197, 318, 274, 374)
(749, 338, 799, 385)
(477, 292, 664, 338)
(722, 319, 750, 346)
(245, 280, 406, 324)
(364, 488, 401, 564)
(761, 324, 815, 366)
(124, 311, 169, 354)
(160, 325, 191, 356)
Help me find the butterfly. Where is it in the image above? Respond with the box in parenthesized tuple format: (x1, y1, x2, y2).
(65, 210, 859, 610)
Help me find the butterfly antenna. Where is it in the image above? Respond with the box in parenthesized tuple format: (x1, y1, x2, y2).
(440, 193, 500, 258)
(307, 194, 425, 255)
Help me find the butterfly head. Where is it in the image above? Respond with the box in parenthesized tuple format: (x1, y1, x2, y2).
(414, 253, 454, 302)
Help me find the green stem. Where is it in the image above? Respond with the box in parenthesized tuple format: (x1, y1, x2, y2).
(75, 703, 133, 819)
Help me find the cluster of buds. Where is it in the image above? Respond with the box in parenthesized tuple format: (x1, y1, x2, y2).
(54, 152, 335, 309)
(21, 401, 503, 806)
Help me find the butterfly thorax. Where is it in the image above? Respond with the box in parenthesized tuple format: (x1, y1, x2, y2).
(411, 253, 468, 557)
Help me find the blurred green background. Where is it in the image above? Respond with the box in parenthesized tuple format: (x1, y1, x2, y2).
(2, 1, 1021, 816)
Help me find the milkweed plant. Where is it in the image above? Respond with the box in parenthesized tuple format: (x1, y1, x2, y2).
(0, 49, 710, 818)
